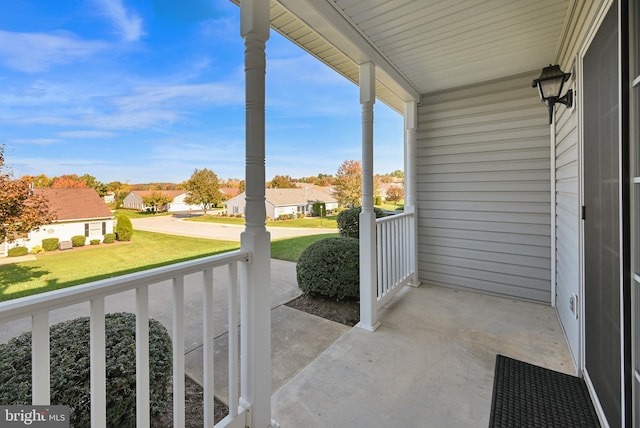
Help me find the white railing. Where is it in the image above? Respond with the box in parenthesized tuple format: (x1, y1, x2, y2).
(0, 250, 252, 428)
(376, 212, 415, 308)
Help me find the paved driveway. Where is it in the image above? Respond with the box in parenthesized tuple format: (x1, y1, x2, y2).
(131, 216, 337, 241)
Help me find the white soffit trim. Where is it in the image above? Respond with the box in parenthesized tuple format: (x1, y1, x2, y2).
(275, 0, 421, 103)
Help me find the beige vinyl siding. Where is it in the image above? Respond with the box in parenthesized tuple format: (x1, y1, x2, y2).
(416, 72, 551, 302)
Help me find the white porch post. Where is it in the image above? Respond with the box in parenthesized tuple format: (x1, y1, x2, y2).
(404, 100, 420, 287)
(239, 1, 275, 427)
(357, 62, 380, 332)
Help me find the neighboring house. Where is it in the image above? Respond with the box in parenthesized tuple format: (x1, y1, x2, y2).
(16, 188, 114, 251)
(121, 190, 202, 213)
(225, 188, 338, 219)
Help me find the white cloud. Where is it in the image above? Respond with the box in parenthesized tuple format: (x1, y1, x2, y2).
(8, 138, 59, 145)
(110, 82, 243, 112)
(93, 0, 145, 42)
(58, 130, 117, 138)
(0, 30, 106, 73)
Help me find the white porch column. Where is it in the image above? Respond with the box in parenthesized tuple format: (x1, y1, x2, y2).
(239, 1, 275, 427)
(357, 62, 380, 331)
(404, 100, 420, 287)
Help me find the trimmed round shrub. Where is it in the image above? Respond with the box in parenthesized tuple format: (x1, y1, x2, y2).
(336, 207, 386, 239)
(90, 239, 100, 245)
(115, 215, 133, 241)
(103, 233, 116, 244)
(7, 246, 28, 257)
(42, 237, 60, 252)
(0, 313, 172, 428)
(296, 237, 359, 299)
(30, 245, 45, 254)
(71, 235, 86, 247)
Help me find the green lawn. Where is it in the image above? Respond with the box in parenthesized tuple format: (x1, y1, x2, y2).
(375, 202, 404, 211)
(0, 230, 239, 302)
(271, 233, 340, 262)
(189, 215, 338, 229)
(0, 230, 341, 301)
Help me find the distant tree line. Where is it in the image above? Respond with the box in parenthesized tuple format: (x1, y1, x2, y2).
(19, 162, 403, 211)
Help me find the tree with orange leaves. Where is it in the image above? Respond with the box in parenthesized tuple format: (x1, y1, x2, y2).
(0, 146, 54, 243)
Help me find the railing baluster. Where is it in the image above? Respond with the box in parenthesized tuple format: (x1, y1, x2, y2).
(228, 262, 239, 418)
(173, 276, 185, 428)
(136, 286, 150, 428)
(375, 212, 416, 307)
(31, 311, 50, 405)
(377, 222, 383, 297)
(203, 267, 215, 427)
(90, 297, 106, 428)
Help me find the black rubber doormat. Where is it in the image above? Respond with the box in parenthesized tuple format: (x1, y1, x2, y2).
(489, 354, 599, 428)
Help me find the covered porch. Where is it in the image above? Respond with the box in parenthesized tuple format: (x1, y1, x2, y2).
(272, 283, 573, 427)
(1, 0, 635, 427)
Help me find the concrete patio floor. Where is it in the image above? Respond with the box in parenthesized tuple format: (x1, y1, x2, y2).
(271, 284, 575, 428)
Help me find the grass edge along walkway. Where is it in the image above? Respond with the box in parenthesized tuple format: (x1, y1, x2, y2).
(0, 232, 339, 302)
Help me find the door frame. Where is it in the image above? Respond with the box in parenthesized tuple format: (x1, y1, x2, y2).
(577, 0, 629, 426)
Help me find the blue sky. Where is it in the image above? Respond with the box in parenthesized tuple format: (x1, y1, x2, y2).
(0, 0, 404, 184)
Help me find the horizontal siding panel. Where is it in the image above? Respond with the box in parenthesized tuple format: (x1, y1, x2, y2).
(417, 170, 549, 183)
(417, 148, 549, 166)
(420, 209, 549, 225)
(420, 252, 550, 282)
(417, 263, 551, 303)
(420, 235, 549, 259)
(422, 244, 550, 270)
(417, 72, 551, 302)
(420, 138, 549, 157)
(420, 181, 549, 193)
(420, 218, 549, 236)
(418, 227, 551, 248)
(420, 117, 547, 139)
(420, 159, 550, 174)
(417, 126, 548, 147)
(418, 190, 550, 203)
(418, 200, 549, 214)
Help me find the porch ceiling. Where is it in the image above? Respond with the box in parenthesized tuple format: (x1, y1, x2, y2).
(270, 0, 574, 112)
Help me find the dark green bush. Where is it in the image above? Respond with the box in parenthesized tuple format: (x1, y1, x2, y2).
(115, 215, 133, 241)
(296, 237, 359, 299)
(0, 313, 172, 428)
(90, 239, 100, 245)
(42, 238, 60, 252)
(71, 235, 86, 247)
(103, 233, 116, 244)
(7, 246, 28, 257)
(336, 207, 385, 239)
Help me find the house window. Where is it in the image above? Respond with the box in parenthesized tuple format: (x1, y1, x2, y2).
(84, 223, 89, 237)
(89, 222, 102, 236)
(102, 222, 106, 234)
(233, 206, 239, 214)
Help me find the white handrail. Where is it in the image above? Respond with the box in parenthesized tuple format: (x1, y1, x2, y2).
(0, 250, 250, 323)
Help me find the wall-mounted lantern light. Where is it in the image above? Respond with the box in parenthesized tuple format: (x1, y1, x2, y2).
(532, 64, 573, 124)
